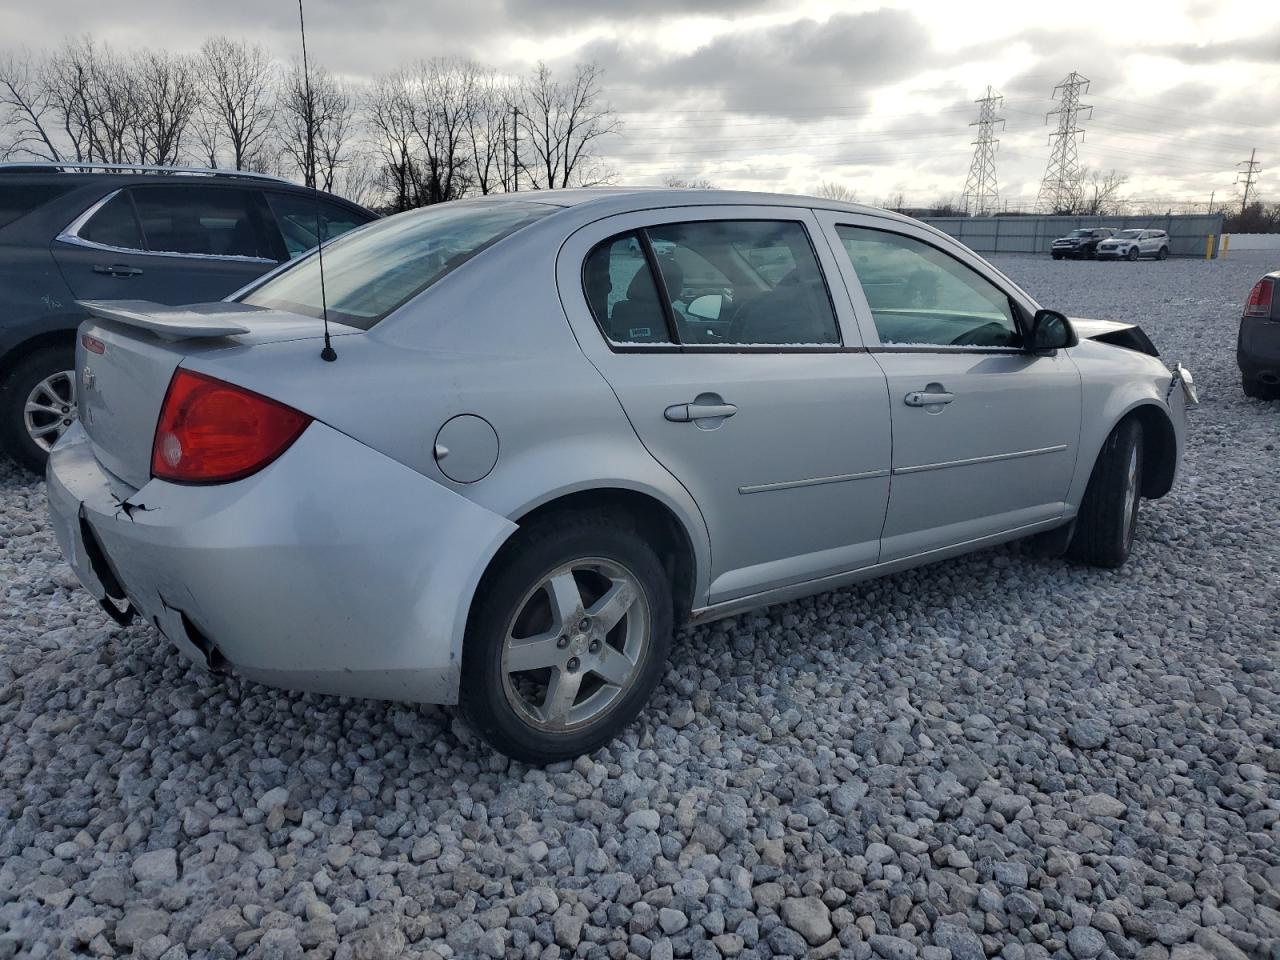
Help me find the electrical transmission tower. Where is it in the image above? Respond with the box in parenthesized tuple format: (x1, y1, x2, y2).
(1236, 148, 1261, 215)
(1036, 72, 1092, 213)
(962, 86, 1004, 216)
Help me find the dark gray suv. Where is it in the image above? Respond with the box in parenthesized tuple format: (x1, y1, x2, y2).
(0, 163, 376, 471)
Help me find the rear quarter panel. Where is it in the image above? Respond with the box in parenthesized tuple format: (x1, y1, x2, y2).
(182, 215, 714, 605)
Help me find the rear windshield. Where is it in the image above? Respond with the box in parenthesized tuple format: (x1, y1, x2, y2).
(0, 183, 74, 229)
(240, 200, 553, 329)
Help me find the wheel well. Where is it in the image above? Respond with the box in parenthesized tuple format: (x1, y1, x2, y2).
(1125, 405, 1177, 498)
(511, 489, 698, 626)
(0, 330, 77, 384)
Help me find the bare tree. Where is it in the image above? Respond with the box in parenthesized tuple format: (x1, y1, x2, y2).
(516, 61, 619, 189)
(409, 58, 475, 203)
(197, 36, 276, 170)
(665, 176, 716, 189)
(465, 68, 513, 195)
(44, 36, 135, 163)
(366, 69, 423, 211)
(1079, 168, 1129, 216)
(0, 48, 62, 160)
(279, 59, 353, 190)
(128, 50, 201, 165)
(815, 181, 856, 202)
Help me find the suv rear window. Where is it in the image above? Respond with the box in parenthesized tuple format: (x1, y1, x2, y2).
(241, 200, 553, 330)
(0, 183, 74, 229)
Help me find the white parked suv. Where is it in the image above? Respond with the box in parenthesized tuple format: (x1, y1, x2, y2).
(1097, 229, 1170, 261)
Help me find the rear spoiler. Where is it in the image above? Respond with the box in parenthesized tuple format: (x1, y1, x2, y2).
(78, 300, 253, 341)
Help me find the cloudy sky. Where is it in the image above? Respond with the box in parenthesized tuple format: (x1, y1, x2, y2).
(5, 0, 1278, 206)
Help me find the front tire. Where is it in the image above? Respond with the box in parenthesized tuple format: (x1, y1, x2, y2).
(1243, 375, 1279, 400)
(1126, 247, 1139, 262)
(1068, 418, 1143, 568)
(459, 514, 673, 763)
(0, 345, 78, 474)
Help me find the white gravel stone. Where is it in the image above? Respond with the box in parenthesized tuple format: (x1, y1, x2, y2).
(2, 253, 1278, 958)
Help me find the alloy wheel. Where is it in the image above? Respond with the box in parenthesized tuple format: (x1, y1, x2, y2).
(501, 557, 650, 732)
(23, 370, 77, 452)
(1121, 443, 1139, 544)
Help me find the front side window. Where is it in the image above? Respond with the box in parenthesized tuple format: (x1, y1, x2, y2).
(130, 186, 272, 259)
(242, 200, 553, 330)
(836, 225, 1021, 349)
(78, 192, 143, 250)
(266, 192, 371, 259)
(584, 220, 839, 348)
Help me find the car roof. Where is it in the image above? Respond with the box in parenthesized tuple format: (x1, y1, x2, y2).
(0, 166, 373, 208)
(470, 186, 922, 225)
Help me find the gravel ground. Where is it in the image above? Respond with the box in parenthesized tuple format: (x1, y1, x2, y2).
(2, 251, 1278, 960)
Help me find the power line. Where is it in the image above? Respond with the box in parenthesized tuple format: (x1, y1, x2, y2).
(962, 86, 1003, 216)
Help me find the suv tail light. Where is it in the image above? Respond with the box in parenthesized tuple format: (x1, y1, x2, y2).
(1244, 278, 1274, 319)
(152, 369, 311, 483)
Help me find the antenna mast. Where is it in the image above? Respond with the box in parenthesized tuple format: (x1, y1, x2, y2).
(297, 0, 336, 361)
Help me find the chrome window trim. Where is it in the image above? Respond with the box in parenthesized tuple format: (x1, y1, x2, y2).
(56, 188, 278, 264)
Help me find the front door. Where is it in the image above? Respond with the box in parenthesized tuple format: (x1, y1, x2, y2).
(561, 208, 892, 604)
(821, 215, 1082, 561)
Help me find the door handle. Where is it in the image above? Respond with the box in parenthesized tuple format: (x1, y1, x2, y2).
(665, 401, 738, 422)
(93, 264, 143, 277)
(904, 390, 955, 407)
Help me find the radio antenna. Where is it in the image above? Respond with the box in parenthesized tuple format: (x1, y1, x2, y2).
(298, 0, 336, 361)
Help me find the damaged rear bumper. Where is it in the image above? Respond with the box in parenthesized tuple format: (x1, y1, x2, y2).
(46, 420, 517, 704)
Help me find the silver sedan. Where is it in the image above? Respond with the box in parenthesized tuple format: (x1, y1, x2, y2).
(45, 189, 1195, 762)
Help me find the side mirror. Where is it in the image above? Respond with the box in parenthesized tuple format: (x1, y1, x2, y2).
(687, 294, 723, 321)
(1027, 309, 1077, 352)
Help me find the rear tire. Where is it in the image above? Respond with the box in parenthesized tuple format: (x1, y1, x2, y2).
(0, 345, 78, 474)
(1156, 246, 1169, 260)
(1067, 418, 1143, 568)
(459, 514, 673, 764)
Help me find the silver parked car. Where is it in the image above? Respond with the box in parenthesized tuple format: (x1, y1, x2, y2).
(45, 189, 1196, 762)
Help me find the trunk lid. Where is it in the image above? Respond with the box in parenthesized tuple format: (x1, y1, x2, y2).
(75, 300, 353, 488)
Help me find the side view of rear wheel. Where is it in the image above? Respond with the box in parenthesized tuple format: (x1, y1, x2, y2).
(1068, 418, 1143, 568)
(0, 345, 78, 474)
(1156, 246, 1169, 260)
(459, 514, 673, 763)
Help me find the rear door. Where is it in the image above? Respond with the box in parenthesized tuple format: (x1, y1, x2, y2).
(817, 212, 1081, 561)
(52, 184, 280, 305)
(560, 206, 892, 604)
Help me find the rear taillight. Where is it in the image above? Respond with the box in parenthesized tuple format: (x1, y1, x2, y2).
(1245, 278, 1275, 319)
(151, 369, 311, 484)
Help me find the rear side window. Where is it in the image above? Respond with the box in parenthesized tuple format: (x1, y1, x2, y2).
(78, 192, 144, 250)
(583, 233, 672, 344)
(584, 220, 840, 348)
(129, 186, 273, 259)
(265, 192, 371, 259)
(0, 183, 74, 229)
(241, 200, 553, 330)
